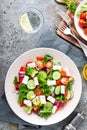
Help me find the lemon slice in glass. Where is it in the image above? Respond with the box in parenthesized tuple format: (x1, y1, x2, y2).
(19, 13, 33, 32)
(82, 64, 87, 80)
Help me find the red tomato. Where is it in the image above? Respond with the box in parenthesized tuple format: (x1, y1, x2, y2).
(14, 83, 19, 89)
(36, 60, 44, 69)
(84, 28, 87, 35)
(19, 66, 26, 72)
(61, 77, 69, 85)
(56, 106, 62, 112)
(56, 80, 61, 85)
(80, 12, 87, 20)
(35, 88, 43, 96)
(26, 61, 32, 66)
(60, 69, 67, 77)
(19, 103, 25, 107)
(65, 90, 69, 97)
(45, 61, 53, 69)
(36, 56, 44, 60)
(78, 19, 86, 28)
(18, 76, 23, 83)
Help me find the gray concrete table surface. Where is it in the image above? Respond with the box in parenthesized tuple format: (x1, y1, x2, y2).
(0, 0, 87, 130)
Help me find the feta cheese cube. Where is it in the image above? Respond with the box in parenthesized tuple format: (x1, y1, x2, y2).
(47, 79, 56, 86)
(34, 77, 39, 86)
(53, 65, 62, 70)
(22, 75, 29, 84)
(23, 99, 32, 106)
(61, 85, 65, 94)
(47, 96, 55, 103)
(27, 62, 36, 68)
(39, 95, 46, 104)
(52, 105, 57, 113)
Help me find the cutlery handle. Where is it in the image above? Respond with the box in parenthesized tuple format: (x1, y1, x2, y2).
(64, 112, 85, 130)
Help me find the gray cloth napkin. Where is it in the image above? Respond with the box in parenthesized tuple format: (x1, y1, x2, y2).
(0, 29, 86, 129)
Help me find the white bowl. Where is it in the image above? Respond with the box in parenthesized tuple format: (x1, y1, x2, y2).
(5, 48, 82, 125)
(74, 0, 87, 41)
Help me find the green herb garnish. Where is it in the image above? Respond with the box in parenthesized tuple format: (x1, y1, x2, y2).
(18, 84, 29, 103)
(44, 54, 53, 62)
(26, 67, 38, 77)
(39, 102, 53, 119)
(64, 0, 78, 13)
(40, 84, 51, 96)
(66, 82, 72, 90)
(13, 76, 18, 84)
(55, 94, 65, 103)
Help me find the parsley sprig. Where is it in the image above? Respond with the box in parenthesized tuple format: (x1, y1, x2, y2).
(63, 0, 78, 13)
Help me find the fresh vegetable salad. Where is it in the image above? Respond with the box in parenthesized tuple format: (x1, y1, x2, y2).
(77, 2, 87, 35)
(13, 54, 74, 119)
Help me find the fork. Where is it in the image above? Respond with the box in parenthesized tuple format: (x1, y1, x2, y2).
(57, 9, 87, 57)
(56, 9, 71, 26)
(58, 23, 87, 57)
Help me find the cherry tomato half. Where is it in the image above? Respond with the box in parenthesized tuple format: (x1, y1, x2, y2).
(60, 69, 67, 77)
(36, 56, 44, 60)
(36, 60, 44, 69)
(45, 61, 53, 69)
(80, 12, 87, 20)
(61, 77, 69, 85)
(78, 19, 86, 28)
(34, 88, 43, 96)
(19, 66, 26, 72)
(84, 28, 87, 35)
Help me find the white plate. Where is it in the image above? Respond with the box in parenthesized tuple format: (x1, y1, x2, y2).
(5, 48, 82, 126)
(74, 0, 87, 41)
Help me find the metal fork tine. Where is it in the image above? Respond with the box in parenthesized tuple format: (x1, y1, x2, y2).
(57, 9, 71, 25)
(58, 23, 67, 33)
(60, 25, 65, 31)
(58, 26, 64, 32)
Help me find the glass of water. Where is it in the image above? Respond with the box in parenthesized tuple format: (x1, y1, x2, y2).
(18, 7, 44, 33)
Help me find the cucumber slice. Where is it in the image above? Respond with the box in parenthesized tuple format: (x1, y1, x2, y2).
(50, 86, 55, 93)
(37, 70, 47, 82)
(24, 106, 32, 114)
(55, 86, 61, 95)
(27, 79, 36, 89)
(43, 101, 53, 110)
(26, 91, 35, 100)
(53, 71, 61, 80)
(69, 90, 74, 99)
